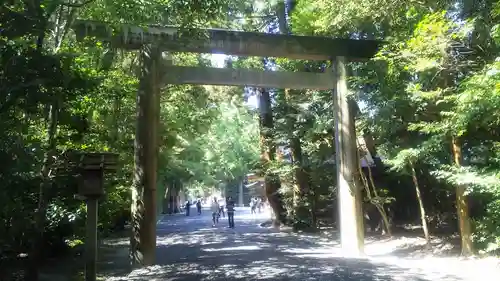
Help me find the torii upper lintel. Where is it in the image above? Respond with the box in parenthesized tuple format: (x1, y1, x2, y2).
(73, 20, 382, 60)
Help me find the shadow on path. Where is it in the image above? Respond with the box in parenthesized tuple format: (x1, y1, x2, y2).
(106, 208, 469, 281)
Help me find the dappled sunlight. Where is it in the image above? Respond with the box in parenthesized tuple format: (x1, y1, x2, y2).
(368, 255, 500, 281)
(156, 229, 230, 246)
(107, 248, 447, 281)
(108, 256, 369, 281)
(281, 246, 343, 259)
(203, 245, 264, 252)
(237, 209, 273, 221)
(364, 235, 460, 258)
(365, 236, 426, 256)
(101, 209, 500, 281)
(241, 231, 288, 238)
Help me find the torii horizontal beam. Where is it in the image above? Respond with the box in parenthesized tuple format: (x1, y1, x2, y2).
(163, 66, 334, 90)
(72, 20, 382, 60)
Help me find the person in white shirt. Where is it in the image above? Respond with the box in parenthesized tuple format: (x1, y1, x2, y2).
(250, 197, 257, 214)
(210, 197, 220, 227)
(218, 198, 226, 218)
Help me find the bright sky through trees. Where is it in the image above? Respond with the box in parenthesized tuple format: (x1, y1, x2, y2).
(210, 53, 259, 108)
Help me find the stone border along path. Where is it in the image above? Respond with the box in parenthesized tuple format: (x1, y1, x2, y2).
(40, 207, 500, 281)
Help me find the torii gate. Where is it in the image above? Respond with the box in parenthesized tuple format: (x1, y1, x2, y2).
(72, 20, 381, 266)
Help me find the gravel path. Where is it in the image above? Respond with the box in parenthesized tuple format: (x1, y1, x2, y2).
(104, 207, 499, 281)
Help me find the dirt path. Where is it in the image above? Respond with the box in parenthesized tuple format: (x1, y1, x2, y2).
(40, 208, 499, 281)
(109, 208, 500, 281)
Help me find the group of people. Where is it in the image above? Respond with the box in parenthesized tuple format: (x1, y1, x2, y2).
(211, 196, 236, 228)
(183, 199, 203, 216)
(183, 196, 237, 228)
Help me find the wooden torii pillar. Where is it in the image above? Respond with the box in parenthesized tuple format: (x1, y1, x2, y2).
(129, 45, 162, 266)
(72, 20, 381, 264)
(332, 56, 365, 256)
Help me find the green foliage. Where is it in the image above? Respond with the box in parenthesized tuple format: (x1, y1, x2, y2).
(385, 148, 422, 171)
(1, 0, 259, 267)
(201, 97, 260, 180)
(474, 198, 500, 253)
(0, 2, 101, 258)
(159, 86, 260, 188)
(432, 166, 499, 191)
(80, 0, 233, 27)
(291, 0, 448, 37)
(291, 0, 500, 249)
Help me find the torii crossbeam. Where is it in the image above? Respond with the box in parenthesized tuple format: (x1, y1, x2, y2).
(73, 20, 379, 59)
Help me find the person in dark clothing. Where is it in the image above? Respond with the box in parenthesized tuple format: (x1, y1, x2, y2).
(226, 196, 236, 228)
(196, 199, 202, 215)
(185, 200, 191, 216)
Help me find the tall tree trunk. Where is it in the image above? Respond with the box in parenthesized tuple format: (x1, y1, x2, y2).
(174, 181, 182, 213)
(238, 178, 244, 207)
(27, 2, 76, 277)
(162, 183, 170, 214)
(290, 137, 313, 229)
(452, 136, 474, 256)
(170, 180, 177, 214)
(259, 88, 286, 226)
(276, 1, 312, 229)
(130, 45, 160, 267)
(409, 163, 431, 247)
(174, 182, 182, 213)
(27, 100, 59, 280)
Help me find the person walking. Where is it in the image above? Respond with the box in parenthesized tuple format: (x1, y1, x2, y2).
(226, 196, 236, 228)
(211, 197, 220, 227)
(218, 198, 226, 218)
(196, 199, 202, 215)
(250, 197, 256, 214)
(185, 200, 191, 216)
